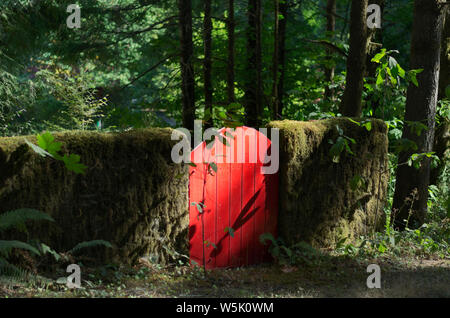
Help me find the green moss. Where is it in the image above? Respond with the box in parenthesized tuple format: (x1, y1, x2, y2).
(268, 118, 389, 248)
(0, 128, 189, 264)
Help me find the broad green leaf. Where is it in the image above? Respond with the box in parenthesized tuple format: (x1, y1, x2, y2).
(209, 162, 218, 173)
(363, 121, 372, 131)
(37, 132, 62, 155)
(62, 154, 87, 174)
(224, 227, 235, 238)
(376, 72, 384, 86)
(371, 49, 386, 63)
(24, 139, 52, 158)
(396, 64, 406, 78)
(388, 56, 398, 69)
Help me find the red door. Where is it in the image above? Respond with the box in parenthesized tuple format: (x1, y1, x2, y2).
(189, 127, 278, 269)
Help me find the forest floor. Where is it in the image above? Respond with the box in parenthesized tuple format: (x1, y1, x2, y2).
(1, 253, 449, 298)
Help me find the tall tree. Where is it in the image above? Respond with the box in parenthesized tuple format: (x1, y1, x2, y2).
(324, 0, 336, 102)
(431, 6, 450, 186)
(339, 0, 369, 117)
(244, 0, 263, 127)
(438, 6, 450, 101)
(203, 0, 213, 127)
(271, 0, 280, 119)
(392, 0, 445, 229)
(179, 0, 195, 131)
(276, 0, 288, 117)
(227, 0, 236, 103)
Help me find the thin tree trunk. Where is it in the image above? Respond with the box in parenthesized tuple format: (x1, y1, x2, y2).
(203, 0, 213, 127)
(244, 0, 263, 127)
(227, 0, 236, 103)
(339, 0, 369, 117)
(324, 0, 336, 102)
(438, 7, 450, 101)
(431, 6, 450, 186)
(271, 0, 280, 119)
(339, 0, 351, 40)
(392, 0, 445, 230)
(179, 0, 195, 131)
(277, 0, 288, 117)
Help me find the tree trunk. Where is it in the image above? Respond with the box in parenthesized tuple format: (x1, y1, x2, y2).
(392, 0, 444, 230)
(244, 0, 263, 127)
(277, 0, 288, 117)
(431, 6, 450, 186)
(438, 7, 450, 101)
(179, 0, 195, 131)
(203, 0, 213, 127)
(272, 0, 280, 119)
(339, 0, 369, 117)
(227, 0, 236, 103)
(271, 0, 280, 119)
(324, 0, 336, 102)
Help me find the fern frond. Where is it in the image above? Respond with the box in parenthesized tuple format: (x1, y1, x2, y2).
(69, 240, 112, 254)
(0, 240, 41, 257)
(0, 257, 52, 288)
(0, 209, 54, 232)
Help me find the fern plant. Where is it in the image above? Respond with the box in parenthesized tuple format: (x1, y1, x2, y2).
(0, 208, 113, 286)
(0, 208, 54, 286)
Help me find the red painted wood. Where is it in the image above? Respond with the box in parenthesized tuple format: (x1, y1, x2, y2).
(189, 127, 278, 268)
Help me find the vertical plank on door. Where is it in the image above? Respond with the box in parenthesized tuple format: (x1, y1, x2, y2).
(216, 131, 231, 267)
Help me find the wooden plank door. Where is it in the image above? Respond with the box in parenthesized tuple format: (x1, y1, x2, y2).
(189, 127, 278, 269)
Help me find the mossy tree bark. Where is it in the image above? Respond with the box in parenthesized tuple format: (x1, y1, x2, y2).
(339, 0, 369, 117)
(244, 0, 263, 127)
(179, 0, 195, 131)
(392, 0, 445, 230)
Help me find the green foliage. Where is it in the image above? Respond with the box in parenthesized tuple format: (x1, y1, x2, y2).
(0, 208, 54, 233)
(0, 208, 55, 284)
(407, 152, 440, 170)
(328, 125, 356, 163)
(25, 131, 87, 174)
(260, 233, 322, 266)
(69, 240, 113, 254)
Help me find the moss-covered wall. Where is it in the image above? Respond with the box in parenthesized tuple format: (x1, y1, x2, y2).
(0, 119, 389, 264)
(268, 118, 389, 248)
(0, 129, 189, 264)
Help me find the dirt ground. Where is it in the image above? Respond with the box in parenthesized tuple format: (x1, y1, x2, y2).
(1, 255, 449, 298)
